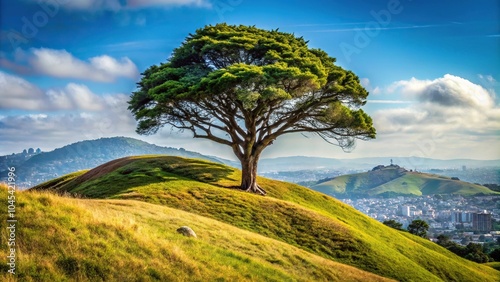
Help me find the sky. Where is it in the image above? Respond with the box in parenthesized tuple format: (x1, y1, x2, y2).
(0, 0, 499, 161)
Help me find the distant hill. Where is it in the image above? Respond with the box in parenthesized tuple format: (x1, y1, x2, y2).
(258, 156, 500, 172)
(311, 165, 499, 198)
(0, 137, 221, 187)
(27, 156, 500, 281)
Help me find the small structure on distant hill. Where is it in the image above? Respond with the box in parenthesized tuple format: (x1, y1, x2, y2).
(372, 164, 407, 173)
(176, 226, 197, 238)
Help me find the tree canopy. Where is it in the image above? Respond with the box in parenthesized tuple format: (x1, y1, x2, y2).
(408, 219, 429, 238)
(128, 24, 376, 194)
(383, 219, 403, 230)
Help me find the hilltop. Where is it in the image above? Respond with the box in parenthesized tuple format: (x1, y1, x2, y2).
(27, 156, 500, 281)
(312, 164, 499, 198)
(0, 137, 221, 187)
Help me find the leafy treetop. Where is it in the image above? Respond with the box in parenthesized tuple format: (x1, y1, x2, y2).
(128, 24, 376, 194)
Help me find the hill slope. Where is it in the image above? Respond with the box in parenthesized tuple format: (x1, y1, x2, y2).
(30, 156, 500, 281)
(0, 137, 221, 187)
(312, 165, 498, 197)
(0, 184, 391, 281)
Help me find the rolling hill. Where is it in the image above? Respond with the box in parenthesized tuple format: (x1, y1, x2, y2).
(0, 184, 391, 282)
(312, 165, 499, 197)
(0, 137, 222, 187)
(24, 155, 500, 281)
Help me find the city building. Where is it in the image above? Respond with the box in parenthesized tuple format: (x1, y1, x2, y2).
(399, 205, 411, 217)
(451, 212, 473, 223)
(473, 212, 492, 232)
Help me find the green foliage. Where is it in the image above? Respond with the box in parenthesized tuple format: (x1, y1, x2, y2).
(128, 24, 375, 191)
(490, 249, 500, 261)
(408, 219, 429, 238)
(382, 219, 403, 230)
(464, 243, 491, 263)
(28, 156, 500, 281)
(436, 234, 492, 263)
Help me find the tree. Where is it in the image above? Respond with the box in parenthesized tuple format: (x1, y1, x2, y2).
(490, 248, 500, 261)
(436, 234, 452, 246)
(383, 219, 403, 230)
(464, 243, 490, 263)
(128, 24, 376, 194)
(407, 219, 429, 238)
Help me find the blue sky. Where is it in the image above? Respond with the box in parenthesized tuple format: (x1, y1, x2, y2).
(0, 0, 499, 162)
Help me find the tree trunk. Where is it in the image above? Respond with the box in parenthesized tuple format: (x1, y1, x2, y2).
(240, 156, 266, 195)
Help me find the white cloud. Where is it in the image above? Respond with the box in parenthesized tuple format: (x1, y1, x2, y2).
(0, 71, 45, 110)
(46, 83, 126, 111)
(0, 89, 137, 155)
(360, 77, 381, 95)
(63, 0, 122, 11)
(373, 74, 500, 159)
(28, 48, 138, 82)
(0, 71, 130, 111)
(478, 74, 497, 84)
(0, 108, 137, 155)
(368, 100, 411, 104)
(26, 0, 211, 11)
(127, 0, 211, 8)
(389, 74, 495, 109)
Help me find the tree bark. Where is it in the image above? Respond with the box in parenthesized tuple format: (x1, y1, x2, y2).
(240, 155, 266, 195)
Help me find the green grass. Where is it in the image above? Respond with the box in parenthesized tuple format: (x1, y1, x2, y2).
(312, 167, 499, 197)
(486, 262, 500, 271)
(27, 156, 500, 281)
(0, 185, 391, 282)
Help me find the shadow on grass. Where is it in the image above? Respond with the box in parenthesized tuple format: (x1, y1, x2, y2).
(57, 156, 239, 198)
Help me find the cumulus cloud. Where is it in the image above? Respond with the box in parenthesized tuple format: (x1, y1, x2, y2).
(0, 107, 137, 155)
(0, 82, 137, 155)
(388, 74, 495, 109)
(0, 71, 130, 111)
(0, 71, 45, 110)
(26, 48, 139, 82)
(376, 74, 500, 137)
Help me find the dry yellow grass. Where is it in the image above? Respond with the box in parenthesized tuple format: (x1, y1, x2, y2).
(26, 156, 500, 281)
(0, 184, 393, 281)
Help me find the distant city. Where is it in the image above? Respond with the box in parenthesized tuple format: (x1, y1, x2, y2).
(341, 195, 500, 244)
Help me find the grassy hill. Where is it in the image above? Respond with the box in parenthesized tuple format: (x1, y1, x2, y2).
(312, 165, 498, 197)
(16, 156, 500, 281)
(0, 184, 390, 282)
(0, 137, 222, 187)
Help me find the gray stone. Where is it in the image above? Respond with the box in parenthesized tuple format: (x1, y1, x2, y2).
(176, 226, 197, 238)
